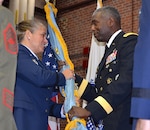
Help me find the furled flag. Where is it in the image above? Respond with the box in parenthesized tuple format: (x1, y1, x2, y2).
(42, 34, 60, 130)
(86, 0, 105, 84)
(44, 1, 87, 130)
(86, 0, 105, 130)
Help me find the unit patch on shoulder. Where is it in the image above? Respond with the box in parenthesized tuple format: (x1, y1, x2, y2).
(123, 32, 138, 37)
(3, 23, 18, 55)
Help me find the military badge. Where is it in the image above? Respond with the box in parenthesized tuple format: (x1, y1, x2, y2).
(106, 49, 118, 65)
(32, 59, 38, 65)
(107, 78, 112, 84)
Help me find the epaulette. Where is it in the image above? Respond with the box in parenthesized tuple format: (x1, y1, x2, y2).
(123, 32, 138, 37)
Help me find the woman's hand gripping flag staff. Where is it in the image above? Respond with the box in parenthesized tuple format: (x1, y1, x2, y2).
(44, 1, 87, 130)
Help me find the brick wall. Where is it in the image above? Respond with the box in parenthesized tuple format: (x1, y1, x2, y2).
(56, 0, 141, 129)
(57, 0, 141, 77)
(3, 0, 141, 129)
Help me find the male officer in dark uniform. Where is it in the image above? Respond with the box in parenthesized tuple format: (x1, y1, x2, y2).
(68, 6, 138, 130)
(0, 0, 18, 129)
(130, 0, 150, 129)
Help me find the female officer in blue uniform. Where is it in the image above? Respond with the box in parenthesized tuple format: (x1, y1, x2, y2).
(13, 19, 74, 130)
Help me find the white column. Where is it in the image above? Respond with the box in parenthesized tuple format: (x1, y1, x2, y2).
(9, 0, 20, 24)
(19, 0, 28, 22)
(27, 0, 35, 20)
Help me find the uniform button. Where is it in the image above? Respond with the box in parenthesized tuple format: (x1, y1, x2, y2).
(112, 43, 115, 46)
(45, 109, 48, 113)
(46, 98, 49, 101)
(100, 87, 103, 91)
(109, 68, 112, 72)
(113, 61, 116, 64)
(99, 76, 102, 79)
(48, 87, 50, 90)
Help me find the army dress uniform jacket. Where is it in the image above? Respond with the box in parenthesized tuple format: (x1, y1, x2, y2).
(13, 44, 65, 130)
(76, 31, 137, 130)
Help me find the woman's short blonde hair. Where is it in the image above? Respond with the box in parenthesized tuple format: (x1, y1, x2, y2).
(17, 19, 46, 43)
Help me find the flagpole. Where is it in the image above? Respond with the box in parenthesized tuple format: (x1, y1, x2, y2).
(45, 0, 49, 3)
(53, 0, 56, 6)
(27, 0, 35, 20)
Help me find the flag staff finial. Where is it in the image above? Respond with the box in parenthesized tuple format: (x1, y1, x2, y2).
(45, 0, 49, 3)
(53, 0, 56, 6)
(45, 0, 56, 6)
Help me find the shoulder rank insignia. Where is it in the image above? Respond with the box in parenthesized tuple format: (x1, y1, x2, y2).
(123, 32, 138, 37)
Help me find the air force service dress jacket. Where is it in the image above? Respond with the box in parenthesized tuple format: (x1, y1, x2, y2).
(131, 0, 150, 123)
(13, 44, 65, 130)
(76, 31, 137, 130)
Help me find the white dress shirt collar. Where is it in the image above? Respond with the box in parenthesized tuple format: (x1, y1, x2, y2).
(22, 44, 39, 60)
(106, 29, 122, 48)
